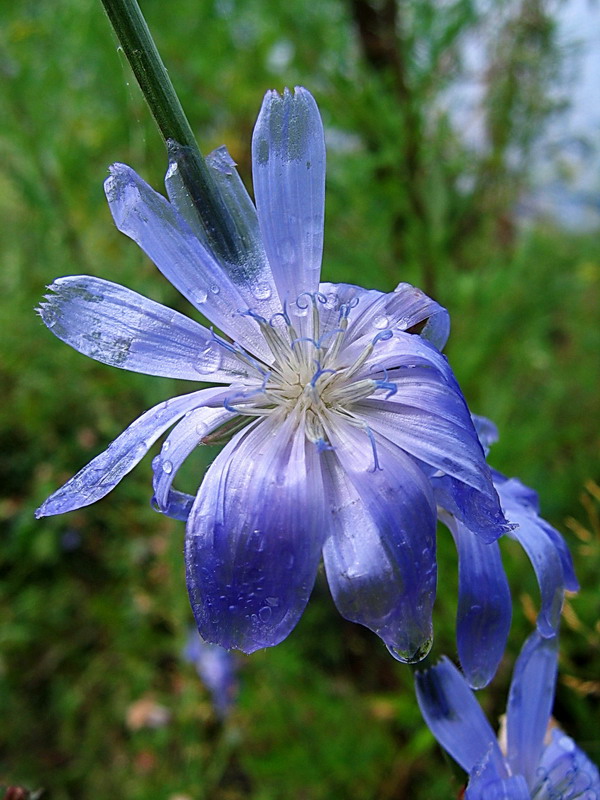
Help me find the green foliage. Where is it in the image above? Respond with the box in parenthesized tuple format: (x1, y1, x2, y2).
(0, 0, 598, 797)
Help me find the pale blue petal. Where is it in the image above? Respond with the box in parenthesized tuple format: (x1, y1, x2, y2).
(185, 414, 326, 653)
(539, 518, 579, 593)
(152, 405, 234, 513)
(415, 657, 506, 775)
(38, 276, 256, 382)
(252, 87, 325, 310)
(443, 513, 511, 689)
(357, 369, 509, 542)
(467, 771, 530, 800)
(323, 426, 437, 663)
(347, 282, 450, 351)
(506, 631, 558, 787)
(104, 164, 272, 360)
(165, 143, 281, 320)
(471, 414, 500, 456)
(535, 729, 600, 799)
(35, 387, 228, 517)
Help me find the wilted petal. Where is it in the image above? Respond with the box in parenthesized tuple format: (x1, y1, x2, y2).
(185, 414, 325, 653)
(443, 513, 512, 689)
(252, 87, 325, 308)
(152, 405, 234, 512)
(38, 276, 256, 382)
(415, 657, 506, 776)
(36, 387, 228, 517)
(506, 631, 558, 788)
(323, 426, 437, 663)
(105, 164, 272, 360)
(166, 142, 281, 320)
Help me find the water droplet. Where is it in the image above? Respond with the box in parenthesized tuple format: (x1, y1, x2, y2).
(253, 282, 272, 300)
(195, 423, 206, 437)
(228, 604, 236, 612)
(258, 606, 272, 622)
(196, 342, 222, 374)
(374, 314, 389, 329)
(266, 596, 279, 607)
(134, 443, 147, 458)
(162, 460, 173, 474)
(162, 440, 171, 452)
(280, 237, 295, 264)
(209, 283, 220, 295)
(194, 289, 208, 304)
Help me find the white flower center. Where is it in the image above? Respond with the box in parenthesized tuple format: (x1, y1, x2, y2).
(214, 292, 395, 455)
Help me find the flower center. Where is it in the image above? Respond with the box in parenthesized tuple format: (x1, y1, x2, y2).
(213, 292, 396, 455)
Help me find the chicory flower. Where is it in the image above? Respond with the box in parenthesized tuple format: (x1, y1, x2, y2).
(36, 87, 509, 660)
(415, 631, 600, 799)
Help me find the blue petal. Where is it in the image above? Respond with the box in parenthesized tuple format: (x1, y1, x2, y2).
(152, 405, 234, 513)
(499, 477, 569, 635)
(38, 276, 257, 382)
(536, 728, 600, 798)
(252, 87, 325, 311)
(505, 631, 558, 788)
(104, 164, 272, 360)
(36, 387, 228, 517)
(347, 282, 450, 350)
(467, 771, 530, 800)
(357, 364, 509, 542)
(443, 512, 511, 688)
(471, 414, 499, 456)
(185, 414, 326, 653)
(165, 143, 281, 320)
(415, 657, 507, 776)
(322, 427, 437, 663)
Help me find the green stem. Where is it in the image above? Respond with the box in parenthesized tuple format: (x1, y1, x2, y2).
(100, 0, 241, 263)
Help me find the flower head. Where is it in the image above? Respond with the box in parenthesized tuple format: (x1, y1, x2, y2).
(36, 87, 509, 660)
(415, 631, 600, 799)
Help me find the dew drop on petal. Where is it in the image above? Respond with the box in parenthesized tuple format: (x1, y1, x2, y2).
(162, 460, 173, 474)
(134, 443, 147, 458)
(258, 606, 272, 622)
(209, 283, 220, 295)
(162, 439, 171, 452)
(194, 289, 208, 305)
(196, 342, 222, 374)
(374, 315, 390, 329)
(253, 282, 272, 300)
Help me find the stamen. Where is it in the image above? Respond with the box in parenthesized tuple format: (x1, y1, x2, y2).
(315, 438, 334, 452)
(373, 329, 394, 344)
(374, 379, 397, 399)
(364, 425, 382, 472)
(210, 328, 269, 376)
(310, 364, 337, 388)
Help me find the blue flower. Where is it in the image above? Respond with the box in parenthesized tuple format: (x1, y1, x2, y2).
(36, 87, 508, 659)
(183, 630, 238, 717)
(434, 416, 578, 689)
(415, 631, 600, 799)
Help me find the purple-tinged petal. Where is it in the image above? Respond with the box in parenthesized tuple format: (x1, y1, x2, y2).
(471, 414, 499, 456)
(35, 387, 229, 518)
(165, 143, 281, 320)
(152, 405, 234, 512)
(539, 518, 579, 593)
(536, 728, 600, 799)
(185, 413, 325, 653)
(38, 276, 257, 382)
(357, 368, 509, 542)
(499, 478, 568, 636)
(415, 657, 507, 776)
(505, 631, 558, 788)
(252, 87, 325, 310)
(104, 164, 272, 360)
(467, 770, 530, 800)
(442, 512, 511, 689)
(347, 282, 450, 351)
(155, 488, 194, 522)
(322, 425, 437, 663)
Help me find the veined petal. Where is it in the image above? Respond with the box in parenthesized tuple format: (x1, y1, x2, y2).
(252, 87, 325, 309)
(165, 142, 281, 321)
(467, 770, 530, 800)
(152, 405, 235, 512)
(104, 163, 272, 360)
(536, 729, 600, 799)
(442, 512, 511, 689)
(347, 282, 450, 351)
(185, 413, 326, 653)
(505, 631, 558, 788)
(38, 276, 257, 382)
(322, 425, 437, 663)
(415, 657, 506, 776)
(35, 387, 228, 517)
(357, 371, 508, 542)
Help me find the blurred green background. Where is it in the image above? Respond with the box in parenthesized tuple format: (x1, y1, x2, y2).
(1, 0, 599, 797)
